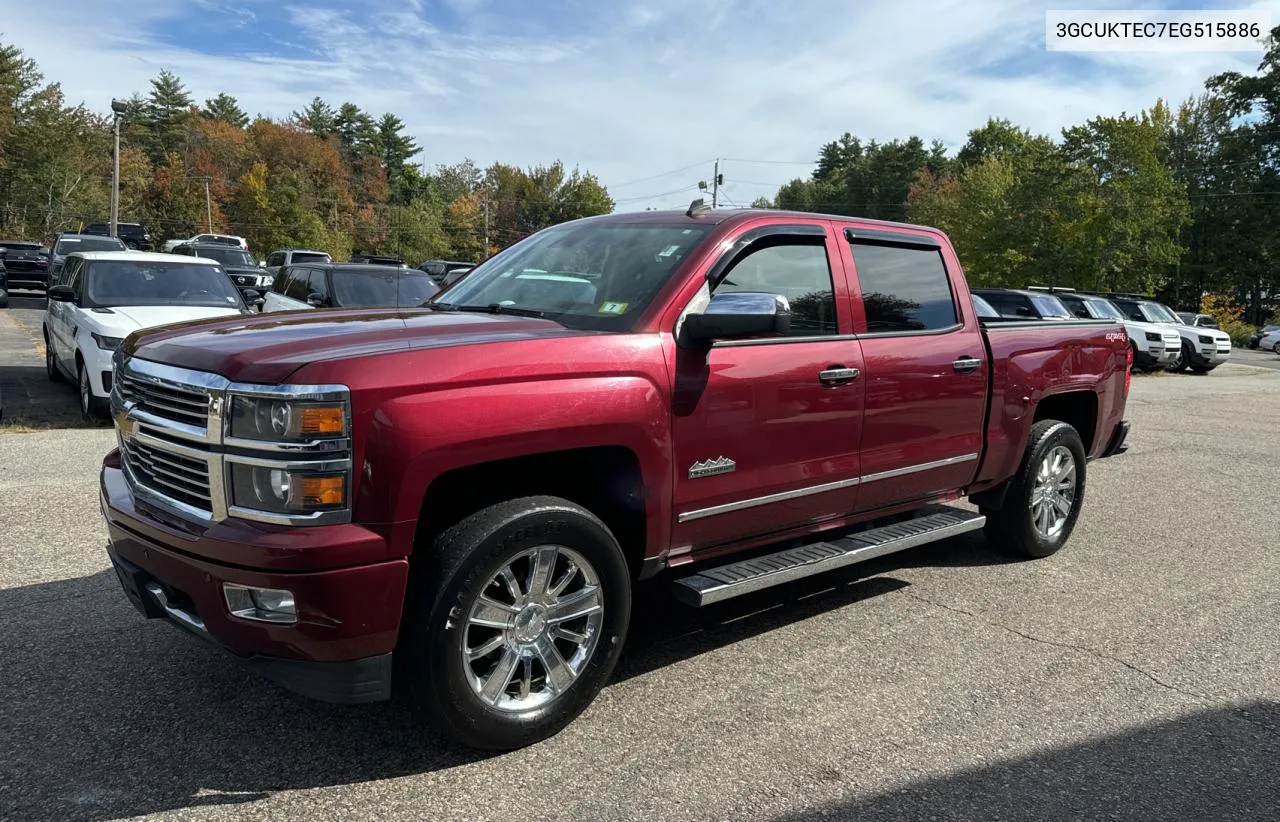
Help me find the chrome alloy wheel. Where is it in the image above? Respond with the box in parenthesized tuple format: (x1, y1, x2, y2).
(462, 545, 604, 712)
(1029, 444, 1076, 539)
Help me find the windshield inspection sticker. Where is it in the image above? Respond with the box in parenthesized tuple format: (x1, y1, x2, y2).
(657, 244, 680, 257)
(598, 301, 629, 315)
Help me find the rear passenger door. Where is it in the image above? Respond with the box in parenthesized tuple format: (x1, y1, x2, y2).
(841, 229, 987, 513)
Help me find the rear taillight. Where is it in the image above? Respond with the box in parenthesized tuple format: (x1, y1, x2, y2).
(1124, 345, 1133, 395)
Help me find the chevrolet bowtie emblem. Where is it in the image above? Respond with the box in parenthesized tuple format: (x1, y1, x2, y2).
(689, 456, 736, 479)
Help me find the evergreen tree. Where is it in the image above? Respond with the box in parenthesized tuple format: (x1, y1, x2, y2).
(376, 112, 420, 203)
(293, 96, 336, 139)
(202, 93, 248, 128)
(144, 70, 193, 161)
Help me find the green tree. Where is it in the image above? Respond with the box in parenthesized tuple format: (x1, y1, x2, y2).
(143, 70, 193, 162)
(375, 112, 420, 203)
(292, 96, 337, 139)
(202, 93, 248, 128)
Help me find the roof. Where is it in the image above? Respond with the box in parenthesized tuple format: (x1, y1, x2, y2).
(568, 206, 942, 234)
(69, 251, 219, 264)
(972, 287, 1061, 298)
(307, 263, 411, 272)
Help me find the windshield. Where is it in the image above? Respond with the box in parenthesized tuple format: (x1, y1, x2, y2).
(192, 246, 255, 267)
(1085, 298, 1126, 321)
(1030, 294, 1072, 319)
(1146, 302, 1180, 323)
(54, 236, 125, 255)
(85, 260, 244, 308)
(436, 222, 714, 330)
(292, 252, 331, 264)
(194, 235, 240, 246)
(971, 294, 999, 318)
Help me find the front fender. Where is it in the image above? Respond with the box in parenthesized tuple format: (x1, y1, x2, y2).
(357, 375, 672, 558)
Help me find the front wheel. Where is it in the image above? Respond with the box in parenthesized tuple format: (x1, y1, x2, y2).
(77, 358, 106, 419)
(402, 496, 631, 751)
(982, 419, 1087, 559)
(1167, 341, 1191, 372)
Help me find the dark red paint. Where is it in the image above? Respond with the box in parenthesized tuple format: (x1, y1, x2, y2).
(103, 209, 1129, 671)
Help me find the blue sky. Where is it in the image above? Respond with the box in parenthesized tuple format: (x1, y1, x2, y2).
(0, 0, 1275, 211)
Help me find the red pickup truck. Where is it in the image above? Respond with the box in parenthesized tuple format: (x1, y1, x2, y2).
(100, 205, 1131, 750)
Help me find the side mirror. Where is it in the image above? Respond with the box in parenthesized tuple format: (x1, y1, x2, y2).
(680, 292, 791, 347)
(259, 260, 267, 268)
(47, 284, 76, 303)
(306, 292, 326, 307)
(242, 288, 261, 301)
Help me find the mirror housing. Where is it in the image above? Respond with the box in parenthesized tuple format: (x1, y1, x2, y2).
(305, 292, 326, 307)
(47, 284, 76, 303)
(258, 260, 267, 268)
(680, 292, 791, 347)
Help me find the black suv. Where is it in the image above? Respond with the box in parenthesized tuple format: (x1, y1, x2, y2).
(970, 288, 1075, 320)
(350, 253, 405, 266)
(172, 242, 271, 308)
(0, 241, 49, 291)
(81, 222, 152, 251)
(266, 263, 439, 310)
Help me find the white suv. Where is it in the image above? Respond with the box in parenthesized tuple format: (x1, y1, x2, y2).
(1107, 294, 1232, 373)
(42, 251, 248, 418)
(1032, 288, 1179, 372)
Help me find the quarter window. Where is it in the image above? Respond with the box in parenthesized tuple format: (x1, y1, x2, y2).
(849, 241, 957, 332)
(712, 241, 837, 336)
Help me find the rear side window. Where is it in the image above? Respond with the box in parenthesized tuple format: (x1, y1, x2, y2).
(849, 242, 957, 332)
(1031, 295, 1072, 319)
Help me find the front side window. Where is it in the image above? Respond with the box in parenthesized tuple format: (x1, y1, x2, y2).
(438, 221, 714, 331)
(305, 269, 331, 304)
(84, 261, 243, 308)
(282, 267, 312, 301)
(850, 242, 957, 332)
(712, 240, 837, 336)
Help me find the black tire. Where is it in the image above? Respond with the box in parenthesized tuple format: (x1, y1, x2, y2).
(981, 419, 1087, 559)
(1167, 340, 1192, 373)
(77, 357, 106, 419)
(1190, 364, 1215, 374)
(45, 331, 63, 383)
(401, 496, 631, 751)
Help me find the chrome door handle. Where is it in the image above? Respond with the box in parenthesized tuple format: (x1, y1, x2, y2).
(953, 358, 982, 373)
(819, 366, 860, 385)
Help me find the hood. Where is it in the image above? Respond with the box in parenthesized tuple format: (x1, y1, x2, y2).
(123, 307, 591, 384)
(95, 305, 245, 335)
(223, 265, 261, 275)
(1127, 318, 1177, 337)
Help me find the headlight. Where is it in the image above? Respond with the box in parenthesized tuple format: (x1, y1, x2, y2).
(229, 462, 347, 516)
(92, 333, 124, 350)
(1145, 332, 1161, 342)
(1198, 335, 1214, 344)
(261, 275, 274, 287)
(228, 395, 347, 442)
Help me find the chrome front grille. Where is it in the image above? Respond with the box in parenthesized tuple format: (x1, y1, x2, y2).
(117, 370, 210, 429)
(121, 436, 213, 513)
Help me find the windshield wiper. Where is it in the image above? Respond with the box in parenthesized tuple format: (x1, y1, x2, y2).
(449, 303, 546, 319)
(423, 301, 458, 311)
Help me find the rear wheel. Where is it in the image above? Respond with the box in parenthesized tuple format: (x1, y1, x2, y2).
(982, 420, 1086, 559)
(402, 496, 631, 751)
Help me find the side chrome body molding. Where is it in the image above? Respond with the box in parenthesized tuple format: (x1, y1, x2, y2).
(676, 453, 978, 524)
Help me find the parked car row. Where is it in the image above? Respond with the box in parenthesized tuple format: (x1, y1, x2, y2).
(970, 286, 1233, 374)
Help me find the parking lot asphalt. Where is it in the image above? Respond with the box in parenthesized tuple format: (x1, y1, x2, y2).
(1, 303, 1278, 821)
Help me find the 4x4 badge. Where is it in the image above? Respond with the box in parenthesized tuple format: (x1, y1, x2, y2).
(689, 456, 736, 479)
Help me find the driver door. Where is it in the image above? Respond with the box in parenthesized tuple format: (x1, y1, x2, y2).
(669, 222, 865, 554)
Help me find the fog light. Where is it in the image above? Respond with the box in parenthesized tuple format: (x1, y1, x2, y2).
(223, 583, 297, 624)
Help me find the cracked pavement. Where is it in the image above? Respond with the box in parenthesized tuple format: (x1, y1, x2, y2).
(1, 359, 1278, 822)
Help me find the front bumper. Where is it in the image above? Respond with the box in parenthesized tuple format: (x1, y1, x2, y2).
(100, 456, 407, 704)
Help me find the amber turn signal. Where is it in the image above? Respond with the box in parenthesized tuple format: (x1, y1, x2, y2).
(298, 474, 345, 507)
(298, 405, 345, 435)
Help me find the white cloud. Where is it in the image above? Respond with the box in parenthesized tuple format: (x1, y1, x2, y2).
(0, 0, 1270, 211)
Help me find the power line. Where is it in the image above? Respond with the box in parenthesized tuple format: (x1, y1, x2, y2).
(606, 159, 716, 188)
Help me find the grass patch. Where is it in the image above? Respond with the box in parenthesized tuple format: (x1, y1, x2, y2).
(0, 413, 110, 433)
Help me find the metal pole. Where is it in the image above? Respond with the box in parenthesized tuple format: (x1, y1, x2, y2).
(711, 159, 719, 209)
(110, 113, 121, 238)
(204, 178, 213, 232)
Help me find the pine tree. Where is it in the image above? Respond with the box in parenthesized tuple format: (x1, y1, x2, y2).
(145, 70, 192, 161)
(376, 112, 420, 203)
(293, 96, 336, 139)
(203, 93, 248, 128)
(334, 102, 376, 158)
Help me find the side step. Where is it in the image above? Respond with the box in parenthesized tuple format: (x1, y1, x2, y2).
(671, 505, 986, 606)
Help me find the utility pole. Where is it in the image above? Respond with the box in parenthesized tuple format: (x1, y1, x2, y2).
(697, 159, 724, 208)
(203, 178, 213, 232)
(109, 99, 127, 238)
